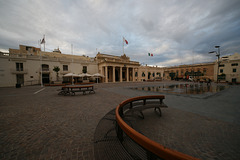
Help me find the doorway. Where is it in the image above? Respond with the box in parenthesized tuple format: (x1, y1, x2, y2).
(42, 74, 50, 84)
(16, 74, 24, 85)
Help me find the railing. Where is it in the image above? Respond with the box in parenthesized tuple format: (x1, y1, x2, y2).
(10, 69, 28, 74)
(42, 68, 49, 71)
(99, 59, 140, 65)
(115, 95, 199, 160)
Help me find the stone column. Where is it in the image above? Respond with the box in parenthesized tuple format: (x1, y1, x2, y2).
(133, 68, 135, 82)
(113, 66, 115, 83)
(126, 67, 129, 82)
(136, 68, 140, 81)
(120, 67, 122, 82)
(105, 66, 108, 83)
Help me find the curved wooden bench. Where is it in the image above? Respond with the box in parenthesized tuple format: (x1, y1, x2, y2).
(122, 95, 168, 119)
(116, 95, 199, 160)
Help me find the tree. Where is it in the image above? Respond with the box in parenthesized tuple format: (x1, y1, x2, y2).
(53, 66, 60, 81)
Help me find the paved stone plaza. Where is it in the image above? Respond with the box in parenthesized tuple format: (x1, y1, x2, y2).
(0, 81, 240, 159)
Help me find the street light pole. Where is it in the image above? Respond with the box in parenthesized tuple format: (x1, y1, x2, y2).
(209, 45, 221, 83)
(215, 46, 220, 83)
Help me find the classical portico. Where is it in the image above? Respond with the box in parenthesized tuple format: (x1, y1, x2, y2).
(96, 53, 140, 83)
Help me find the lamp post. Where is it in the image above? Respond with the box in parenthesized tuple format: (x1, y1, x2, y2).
(209, 46, 220, 83)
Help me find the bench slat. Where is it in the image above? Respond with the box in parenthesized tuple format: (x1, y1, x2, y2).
(123, 99, 168, 119)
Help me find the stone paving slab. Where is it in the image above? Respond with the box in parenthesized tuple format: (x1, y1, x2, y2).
(0, 85, 128, 159)
(134, 108, 240, 160)
(0, 81, 240, 159)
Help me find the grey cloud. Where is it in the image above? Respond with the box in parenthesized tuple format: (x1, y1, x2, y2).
(0, 0, 240, 66)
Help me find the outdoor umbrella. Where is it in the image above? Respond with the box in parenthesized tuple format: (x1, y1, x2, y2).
(63, 73, 80, 85)
(78, 73, 92, 82)
(93, 73, 105, 83)
(82, 73, 92, 77)
(78, 73, 85, 77)
(63, 73, 80, 77)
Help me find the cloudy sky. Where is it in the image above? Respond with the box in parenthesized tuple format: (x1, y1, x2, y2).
(0, 0, 240, 67)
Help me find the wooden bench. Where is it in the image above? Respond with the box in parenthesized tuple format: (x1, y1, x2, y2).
(122, 96, 168, 119)
(58, 85, 95, 96)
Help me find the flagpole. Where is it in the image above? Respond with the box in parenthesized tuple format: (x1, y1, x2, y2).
(123, 37, 124, 55)
(44, 35, 45, 52)
(39, 40, 43, 87)
(71, 44, 74, 85)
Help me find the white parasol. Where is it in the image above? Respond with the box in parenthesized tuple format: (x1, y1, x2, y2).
(63, 73, 80, 85)
(82, 73, 93, 77)
(93, 73, 105, 83)
(93, 73, 105, 77)
(63, 73, 80, 77)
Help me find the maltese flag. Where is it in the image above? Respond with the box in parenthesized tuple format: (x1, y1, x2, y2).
(123, 37, 128, 45)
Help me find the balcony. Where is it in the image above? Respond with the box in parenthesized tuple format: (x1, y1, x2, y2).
(60, 70, 70, 74)
(40, 68, 50, 73)
(11, 69, 28, 74)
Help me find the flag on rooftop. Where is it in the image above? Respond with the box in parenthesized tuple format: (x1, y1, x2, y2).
(41, 38, 45, 44)
(123, 37, 128, 45)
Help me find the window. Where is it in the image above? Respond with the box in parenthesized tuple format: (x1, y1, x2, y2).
(16, 63, 23, 71)
(135, 72, 138, 77)
(231, 63, 238, 66)
(63, 65, 68, 71)
(220, 69, 223, 73)
(233, 68, 237, 73)
(83, 66, 87, 73)
(219, 64, 225, 67)
(152, 72, 155, 77)
(26, 46, 32, 51)
(203, 68, 207, 75)
(42, 64, 49, 71)
(142, 72, 145, 77)
(157, 72, 161, 77)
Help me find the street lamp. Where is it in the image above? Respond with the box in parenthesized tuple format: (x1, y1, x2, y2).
(209, 46, 221, 83)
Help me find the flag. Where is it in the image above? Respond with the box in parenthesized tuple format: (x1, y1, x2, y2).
(41, 38, 45, 44)
(148, 53, 153, 56)
(123, 37, 128, 45)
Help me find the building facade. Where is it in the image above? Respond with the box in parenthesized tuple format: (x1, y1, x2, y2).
(0, 45, 98, 87)
(0, 45, 239, 87)
(216, 53, 240, 83)
(96, 53, 165, 83)
(163, 62, 215, 81)
(96, 53, 140, 83)
(136, 65, 164, 81)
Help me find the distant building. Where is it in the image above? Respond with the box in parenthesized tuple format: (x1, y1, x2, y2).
(137, 65, 164, 81)
(163, 62, 215, 81)
(0, 45, 98, 87)
(0, 44, 239, 87)
(96, 53, 141, 82)
(216, 53, 240, 83)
